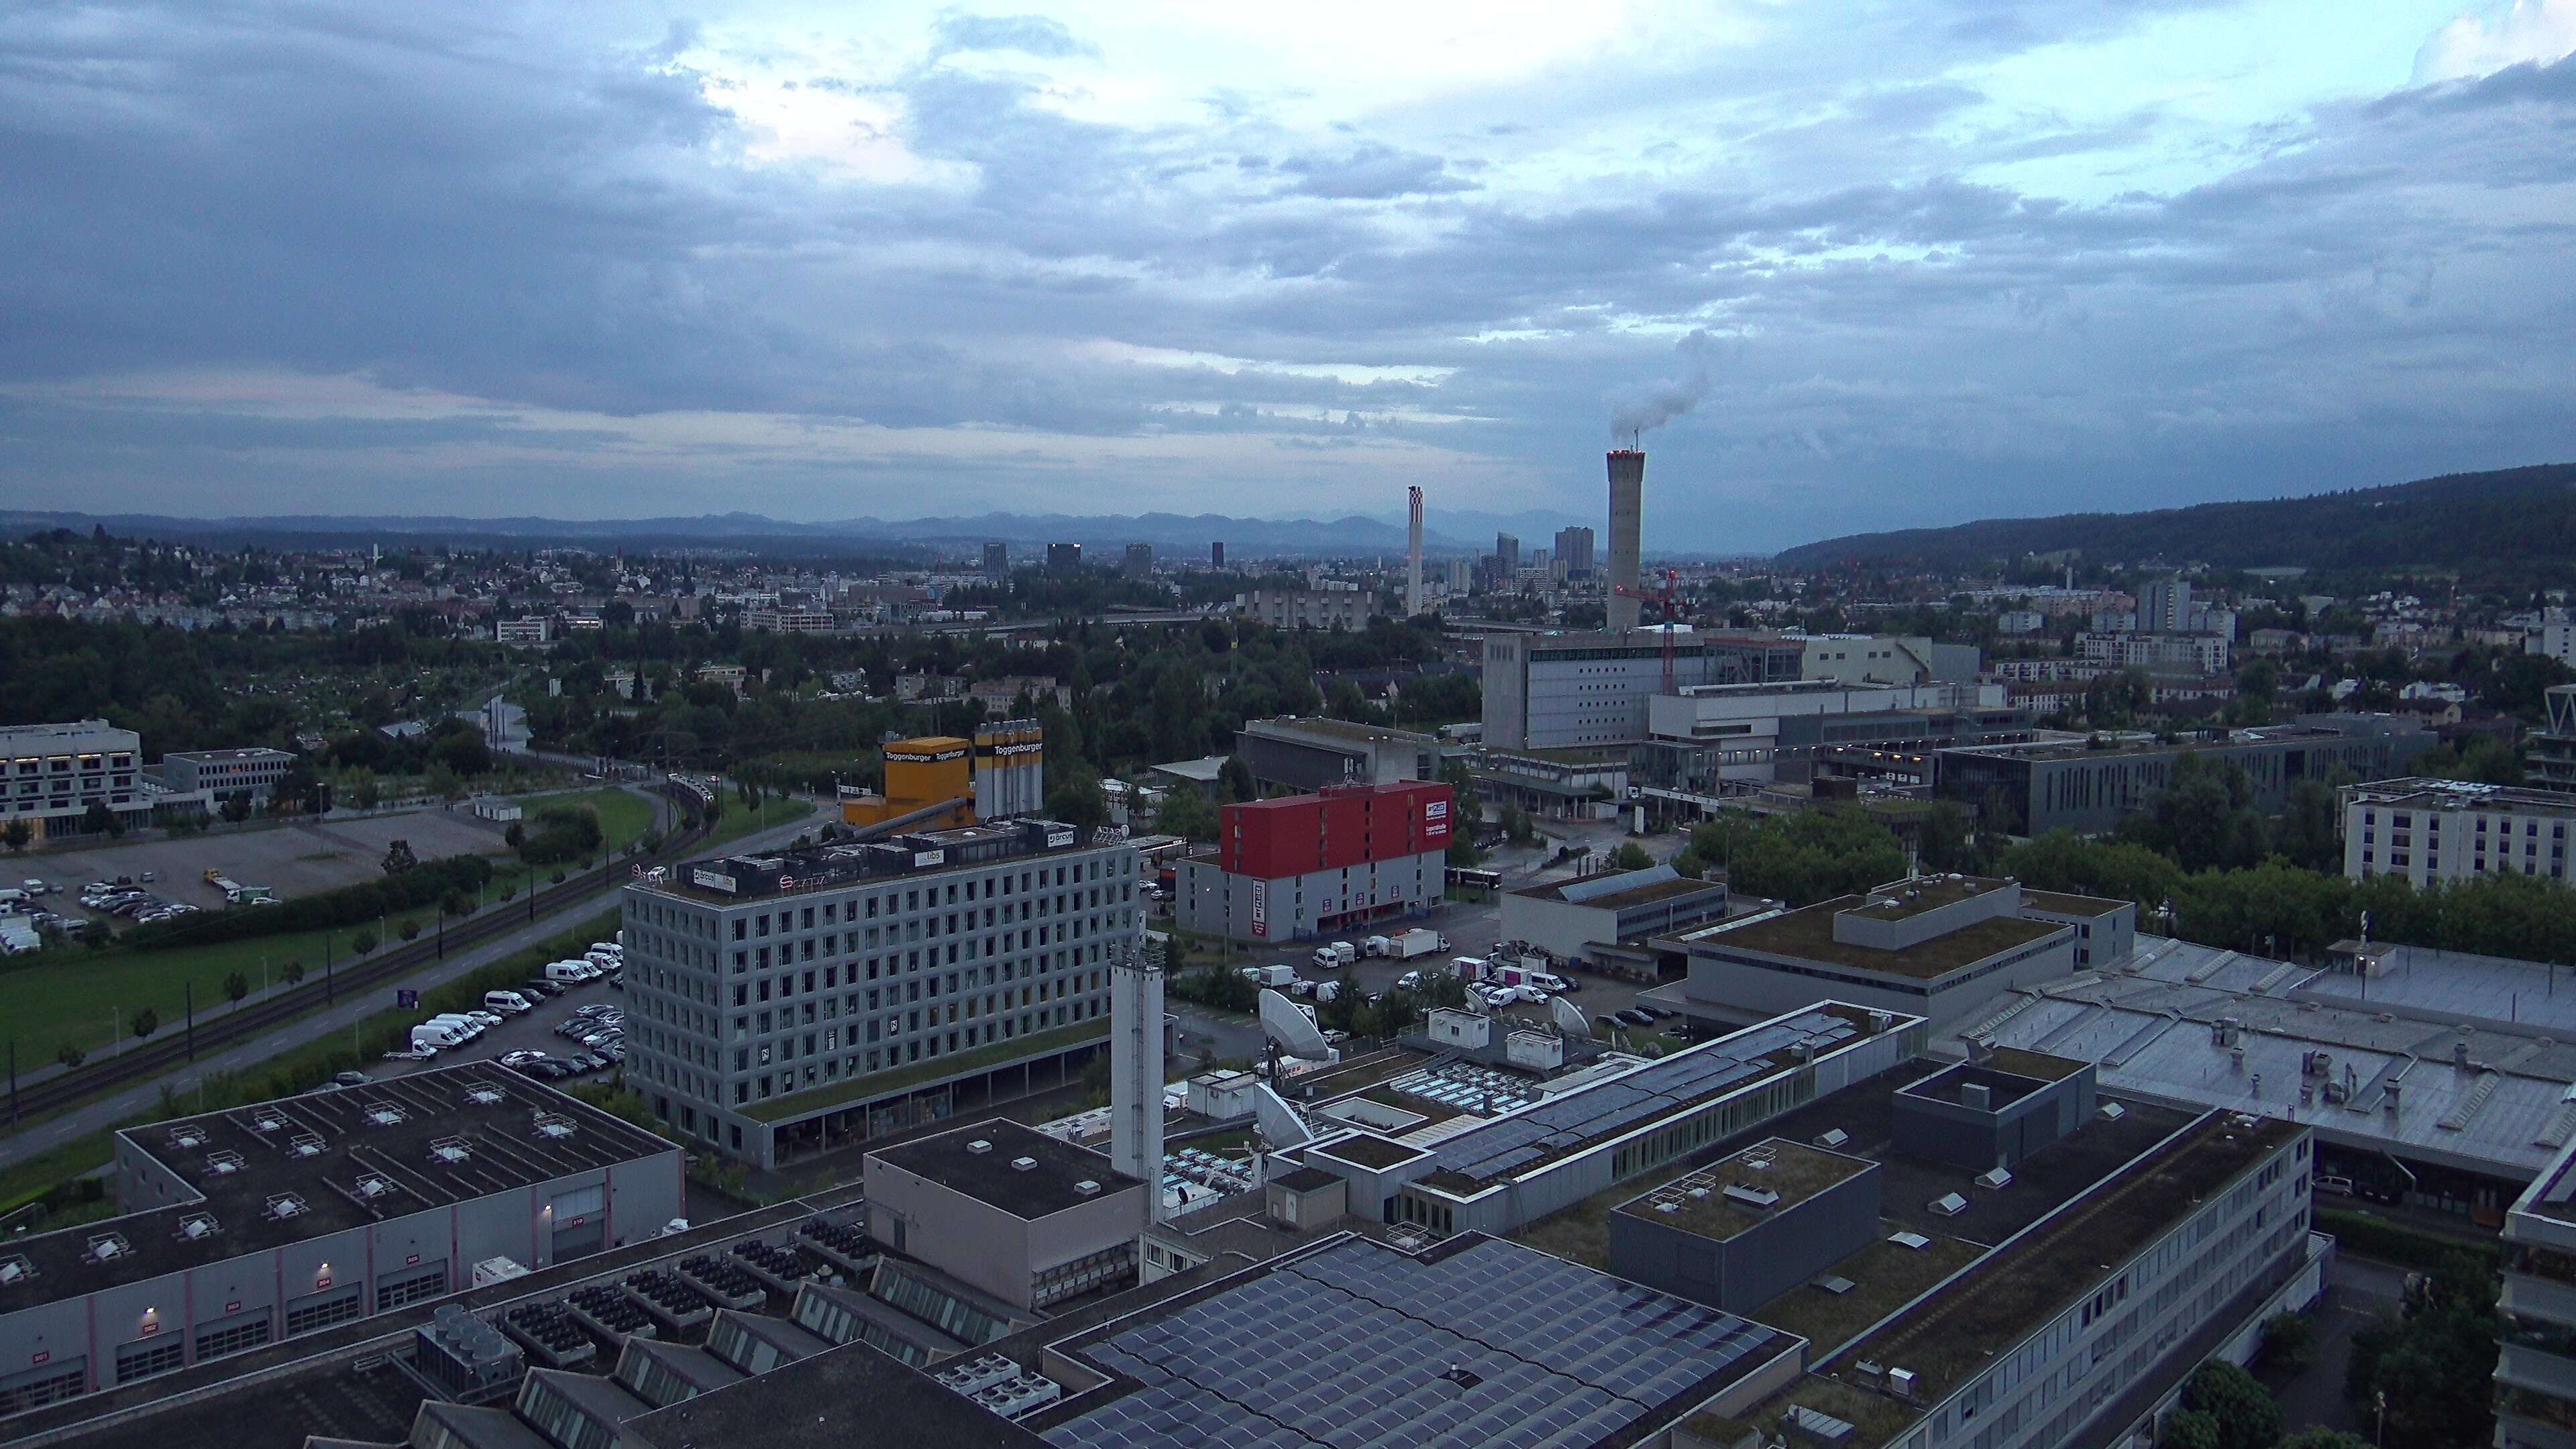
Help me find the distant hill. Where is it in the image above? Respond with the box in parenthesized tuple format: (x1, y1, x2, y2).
(1773, 463, 2576, 572)
(0, 508, 1497, 558)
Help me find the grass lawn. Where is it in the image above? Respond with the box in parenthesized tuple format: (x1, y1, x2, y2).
(0, 1129, 116, 1217)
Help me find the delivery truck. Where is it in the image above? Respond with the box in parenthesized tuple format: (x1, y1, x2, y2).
(1382, 928, 1448, 961)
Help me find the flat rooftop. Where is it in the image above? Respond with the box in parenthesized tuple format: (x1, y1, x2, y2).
(162, 747, 292, 762)
(637, 816, 1097, 906)
(1703, 898, 2065, 980)
(622, 1326, 1051, 1449)
(1245, 716, 1436, 747)
(1036, 1234, 1799, 1449)
(0, 1063, 676, 1316)
(1820, 1112, 2301, 1411)
(1613, 1138, 1874, 1242)
(2018, 889, 2129, 918)
(1509, 869, 1724, 911)
(868, 1119, 1143, 1220)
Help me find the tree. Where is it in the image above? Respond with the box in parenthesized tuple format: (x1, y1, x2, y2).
(131, 1007, 159, 1040)
(1044, 765, 1110, 835)
(2157, 1409, 2219, 1449)
(352, 929, 378, 957)
(381, 838, 419, 875)
(504, 820, 526, 850)
(2179, 1360, 2280, 1449)
(1220, 755, 1258, 803)
(1605, 842, 1654, 871)
(399, 918, 421, 943)
(4, 818, 32, 854)
(217, 790, 254, 825)
(1446, 837, 1485, 867)
(2117, 754, 2268, 873)
(1155, 787, 1219, 842)
(224, 970, 249, 1007)
(57, 1043, 85, 1069)
(1688, 808, 1909, 906)
(1915, 800, 1989, 875)
(80, 798, 123, 839)
(2261, 1311, 2317, 1373)
(281, 959, 305, 986)
(2275, 1430, 2370, 1449)
(499, 879, 518, 902)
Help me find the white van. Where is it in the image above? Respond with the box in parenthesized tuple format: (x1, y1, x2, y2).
(545, 959, 599, 984)
(408, 1024, 455, 1054)
(483, 990, 533, 1016)
(426, 1013, 485, 1040)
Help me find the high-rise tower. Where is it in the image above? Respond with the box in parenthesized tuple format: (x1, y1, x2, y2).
(1606, 449, 1645, 631)
(1405, 486, 1425, 618)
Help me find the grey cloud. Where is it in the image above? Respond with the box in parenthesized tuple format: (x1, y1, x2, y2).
(1278, 143, 1475, 199)
(928, 12, 1097, 60)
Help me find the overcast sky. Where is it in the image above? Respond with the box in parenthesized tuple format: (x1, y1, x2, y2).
(3, 0, 2572, 551)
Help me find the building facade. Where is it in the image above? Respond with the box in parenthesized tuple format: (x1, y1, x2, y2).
(2499, 1134, 2576, 1449)
(1554, 525, 1595, 579)
(2533, 685, 2576, 794)
(1233, 588, 1371, 632)
(1500, 864, 1729, 962)
(1172, 781, 1451, 942)
(981, 541, 1009, 581)
(157, 747, 296, 804)
(1639, 679, 2028, 793)
(1236, 716, 1442, 793)
(0, 720, 147, 840)
(621, 820, 1142, 1169)
(2342, 777, 2575, 885)
(1935, 715, 2438, 836)
(1482, 631, 1807, 750)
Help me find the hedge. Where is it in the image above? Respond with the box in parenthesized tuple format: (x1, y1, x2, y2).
(2316, 1208, 2502, 1274)
(125, 854, 496, 950)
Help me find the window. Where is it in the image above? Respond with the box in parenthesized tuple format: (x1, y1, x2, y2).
(115, 1339, 184, 1383)
(195, 1314, 275, 1360)
(286, 1290, 364, 1336)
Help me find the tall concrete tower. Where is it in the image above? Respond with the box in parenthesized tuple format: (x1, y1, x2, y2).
(1405, 486, 1425, 618)
(1606, 449, 1645, 632)
(1110, 945, 1165, 1211)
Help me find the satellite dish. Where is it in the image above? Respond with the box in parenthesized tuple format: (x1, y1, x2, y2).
(1252, 1083, 1313, 1149)
(1258, 989, 1332, 1060)
(1550, 996, 1591, 1038)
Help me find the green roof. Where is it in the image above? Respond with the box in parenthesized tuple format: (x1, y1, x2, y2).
(1701, 897, 2065, 980)
(741, 1019, 1110, 1124)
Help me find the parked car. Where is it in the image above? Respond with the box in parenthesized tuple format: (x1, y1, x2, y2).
(332, 1070, 371, 1087)
(521, 977, 565, 997)
(498, 1049, 547, 1067)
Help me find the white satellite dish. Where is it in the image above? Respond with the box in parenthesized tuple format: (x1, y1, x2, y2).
(1258, 989, 1332, 1060)
(1252, 1083, 1314, 1148)
(1550, 996, 1591, 1038)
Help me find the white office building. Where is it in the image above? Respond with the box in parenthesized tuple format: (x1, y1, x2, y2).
(0, 720, 148, 841)
(2342, 777, 2574, 885)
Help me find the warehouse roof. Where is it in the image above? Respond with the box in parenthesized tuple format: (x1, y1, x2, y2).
(1701, 898, 2064, 980)
(868, 1120, 1144, 1221)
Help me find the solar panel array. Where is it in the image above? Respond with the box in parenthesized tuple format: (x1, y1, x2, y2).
(1042, 1238, 1783, 1449)
(1425, 1011, 1860, 1185)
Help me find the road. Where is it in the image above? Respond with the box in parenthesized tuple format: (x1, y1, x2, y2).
(2269, 1252, 2408, 1437)
(0, 802, 825, 1175)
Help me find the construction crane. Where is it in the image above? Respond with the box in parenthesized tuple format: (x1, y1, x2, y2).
(1612, 567, 1685, 694)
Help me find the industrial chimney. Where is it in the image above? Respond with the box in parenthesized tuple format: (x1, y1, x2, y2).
(1110, 945, 1165, 1214)
(1606, 449, 1644, 632)
(1405, 486, 1425, 619)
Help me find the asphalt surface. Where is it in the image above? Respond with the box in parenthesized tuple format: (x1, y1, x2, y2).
(2269, 1252, 2409, 1438)
(0, 799, 826, 1172)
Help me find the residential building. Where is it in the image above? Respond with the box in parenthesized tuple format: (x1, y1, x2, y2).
(2342, 777, 2574, 884)
(1934, 714, 2438, 836)
(1172, 780, 1450, 942)
(864, 1120, 1146, 1313)
(1644, 875, 2125, 1030)
(1481, 629, 1807, 750)
(965, 676, 1071, 715)
(1232, 587, 1371, 631)
(742, 608, 835, 635)
(156, 747, 295, 805)
(2527, 608, 2575, 666)
(1553, 525, 1595, 579)
(0, 1063, 679, 1415)
(2077, 631, 2231, 672)
(1236, 716, 1441, 793)
(1494, 532, 1519, 576)
(1209, 540, 1224, 568)
(2500, 1134, 2576, 1448)
(0, 719, 147, 840)
(1044, 543, 1081, 572)
(1499, 863, 1728, 963)
(981, 541, 1009, 582)
(1122, 542, 1152, 578)
(2141, 574, 2191, 632)
(619, 818, 1142, 1169)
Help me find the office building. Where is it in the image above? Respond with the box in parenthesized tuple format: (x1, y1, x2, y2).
(1234, 715, 1442, 793)
(1554, 524, 1595, 579)
(156, 747, 295, 805)
(1935, 714, 2438, 836)
(1607, 448, 1644, 631)
(981, 541, 1009, 582)
(1446, 556, 1473, 592)
(1231, 587, 1371, 631)
(1499, 863, 1729, 963)
(1482, 629, 1807, 750)
(1494, 532, 1519, 576)
(1044, 543, 1081, 572)
(865, 1120, 1147, 1312)
(1638, 678, 2029, 797)
(494, 616, 553, 646)
(743, 608, 836, 635)
(0, 719, 147, 841)
(1208, 540, 1224, 568)
(1666, 1060, 2321, 1449)
(1644, 875, 2131, 1030)
(1121, 542, 1152, 578)
(2500, 1134, 2576, 1448)
(620, 818, 1142, 1169)
(0, 1063, 680, 1415)
(1171, 780, 1451, 942)
(2533, 684, 2576, 793)
(2343, 777, 2574, 884)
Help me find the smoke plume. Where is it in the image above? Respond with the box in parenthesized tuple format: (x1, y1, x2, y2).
(1609, 328, 1717, 440)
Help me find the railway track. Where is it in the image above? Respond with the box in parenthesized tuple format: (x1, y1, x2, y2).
(3, 783, 715, 1125)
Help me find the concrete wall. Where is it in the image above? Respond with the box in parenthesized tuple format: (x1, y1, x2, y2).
(1502, 883, 1729, 961)
(1607, 1162, 1881, 1315)
(1173, 850, 1442, 944)
(2021, 900, 2136, 971)
(1892, 1064, 2098, 1171)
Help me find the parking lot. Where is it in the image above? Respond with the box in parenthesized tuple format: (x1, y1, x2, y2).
(362, 952, 628, 1089)
(19, 808, 508, 916)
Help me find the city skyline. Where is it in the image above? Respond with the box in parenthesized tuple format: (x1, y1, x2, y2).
(2, 1, 2572, 551)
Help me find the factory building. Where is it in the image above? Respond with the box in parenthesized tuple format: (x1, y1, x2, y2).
(1481, 629, 1806, 750)
(0, 1064, 680, 1416)
(837, 719, 1044, 831)
(620, 818, 1142, 1169)
(863, 1120, 1148, 1313)
(1234, 715, 1443, 794)
(1635, 678, 2031, 800)
(1934, 714, 2438, 836)
(1170, 780, 1451, 943)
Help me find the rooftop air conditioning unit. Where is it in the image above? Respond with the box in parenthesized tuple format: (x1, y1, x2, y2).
(1886, 1366, 1919, 1401)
